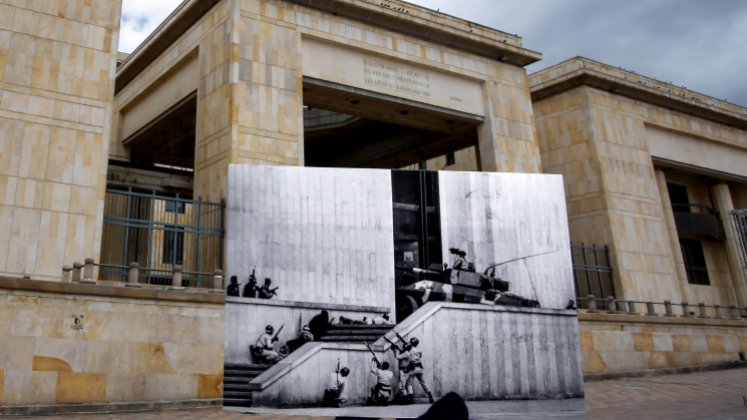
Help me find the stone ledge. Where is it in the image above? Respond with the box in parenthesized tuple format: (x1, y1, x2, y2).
(0, 277, 225, 305)
(225, 295, 388, 313)
(579, 311, 747, 327)
(0, 398, 222, 416)
(583, 361, 747, 382)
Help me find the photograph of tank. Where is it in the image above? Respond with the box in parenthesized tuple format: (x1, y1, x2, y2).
(223, 165, 583, 408)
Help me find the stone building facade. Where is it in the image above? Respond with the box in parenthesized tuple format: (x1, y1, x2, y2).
(1, 0, 746, 409)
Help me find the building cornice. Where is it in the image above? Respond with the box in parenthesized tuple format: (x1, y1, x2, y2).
(529, 57, 747, 130)
(116, 0, 541, 94)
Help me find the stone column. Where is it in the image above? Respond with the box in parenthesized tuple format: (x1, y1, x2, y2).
(654, 169, 691, 303)
(477, 78, 542, 173)
(193, 6, 304, 203)
(710, 183, 747, 308)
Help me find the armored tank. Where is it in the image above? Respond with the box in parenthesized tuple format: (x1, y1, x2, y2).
(395, 248, 541, 321)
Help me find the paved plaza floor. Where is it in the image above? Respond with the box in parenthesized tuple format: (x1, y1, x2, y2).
(13, 367, 747, 419)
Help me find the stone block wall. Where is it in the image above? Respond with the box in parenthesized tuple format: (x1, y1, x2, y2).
(579, 313, 747, 377)
(0, 0, 121, 280)
(0, 278, 224, 407)
(532, 61, 747, 307)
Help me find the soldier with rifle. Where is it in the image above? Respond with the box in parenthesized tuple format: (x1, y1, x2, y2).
(252, 324, 284, 363)
(385, 333, 413, 404)
(366, 342, 393, 406)
(322, 359, 350, 407)
(243, 268, 258, 298)
(407, 336, 434, 403)
(258, 278, 278, 299)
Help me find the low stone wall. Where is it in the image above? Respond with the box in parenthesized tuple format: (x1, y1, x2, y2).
(224, 296, 388, 365)
(579, 312, 747, 378)
(249, 302, 584, 407)
(0, 278, 224, 408)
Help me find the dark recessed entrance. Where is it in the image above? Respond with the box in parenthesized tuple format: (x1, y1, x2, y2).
(302, 77, 482, 168)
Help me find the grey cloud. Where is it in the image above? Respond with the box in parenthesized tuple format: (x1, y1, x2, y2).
(414, 0, 747, 106)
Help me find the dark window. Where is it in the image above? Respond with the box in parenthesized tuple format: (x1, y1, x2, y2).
(680, 239, 710, 285)
(163, 225, 184, 265)
(666, 182, 691, 213)
(391, 170, 442, 282)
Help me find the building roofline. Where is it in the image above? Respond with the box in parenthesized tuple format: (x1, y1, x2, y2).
(116, 0, 541, 94)
(529, 57, 747, 130)
(116, 0, 221, 94)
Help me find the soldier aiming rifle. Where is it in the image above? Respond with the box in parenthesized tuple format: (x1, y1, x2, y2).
(258, 278, 279, 299)
(385, 334, 413, 404)
(366, 342, 393, 406)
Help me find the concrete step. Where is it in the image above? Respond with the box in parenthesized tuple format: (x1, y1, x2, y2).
(319, 335, 383, 342)
(224, 383, 253, 391)
(223, 398, 252, 407)
(224, 390, 253, 398)
(224, 369, 263, 378)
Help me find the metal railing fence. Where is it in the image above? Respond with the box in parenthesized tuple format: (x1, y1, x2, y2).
(570, 243, 615, 309)
(732, 209, 747, 270)
(100, 188, 224, 284)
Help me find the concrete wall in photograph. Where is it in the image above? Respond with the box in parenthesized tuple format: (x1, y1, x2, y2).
(249, 302, 583, 406)
(438, 172, 575, 310)
(226, 165, 395, 312)
(0, 278, 224, 407)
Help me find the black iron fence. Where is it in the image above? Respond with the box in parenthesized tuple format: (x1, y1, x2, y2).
(733, 209, 747, 269)
(570, 243, 615, 309)
(100, 188, 224, 285)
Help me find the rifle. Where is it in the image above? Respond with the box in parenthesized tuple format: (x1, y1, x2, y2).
(271, 324, 284, 343)
(383, 336, 402, 353)
(336, 358, 340, 389)
(395, 332, 408, 346)
(365, 342, 381, 367)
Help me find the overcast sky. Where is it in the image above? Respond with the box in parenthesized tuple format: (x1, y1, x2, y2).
(119, 0, 747, 107)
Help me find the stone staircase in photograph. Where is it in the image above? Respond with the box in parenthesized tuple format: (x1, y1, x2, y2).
(317, 324, 393, 343)
(223, 363, 271, 407)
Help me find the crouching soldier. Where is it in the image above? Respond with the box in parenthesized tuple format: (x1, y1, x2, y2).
(322, 366, 350, 407)
(251, 325, 284, 364)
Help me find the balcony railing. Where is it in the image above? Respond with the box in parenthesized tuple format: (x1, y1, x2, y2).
(671, 203, 726, 242)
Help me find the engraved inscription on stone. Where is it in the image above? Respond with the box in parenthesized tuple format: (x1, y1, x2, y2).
(363, 57, 431, 98)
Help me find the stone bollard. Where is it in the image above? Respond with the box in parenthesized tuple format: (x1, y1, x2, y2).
(646, 302, 657, 316)
(61, 265, 72, 283)
(616, 299, 627, 313)
(607, 296, 617, 313)
(664, 300, 674, 317)
(127, 262, 140, 286)
(681, 302, 692, 317)
(729, 305, 740, 319)
(698, 303, 708, 318)
(172, 265, 183, 288)
(627, 301, 637, 315)
(83, 258, 94, 280)
(213, 269, 224, 290)
(714, 304, 723, 319)
(72, 262, 83, 282)
(586, 295, 597, 312)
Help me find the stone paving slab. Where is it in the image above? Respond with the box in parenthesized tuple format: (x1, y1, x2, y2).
(10, 367, 747, 419)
